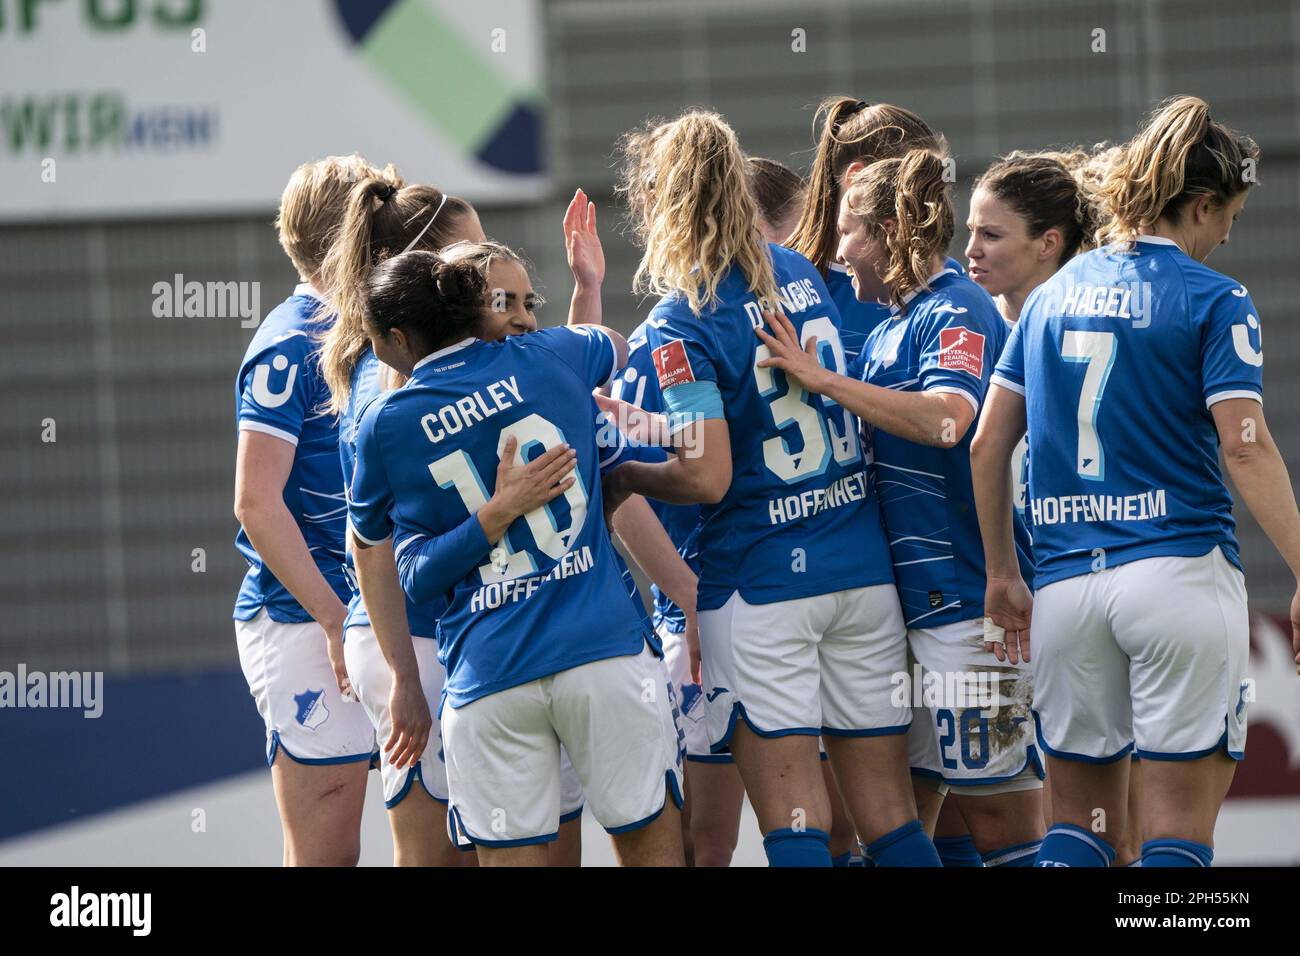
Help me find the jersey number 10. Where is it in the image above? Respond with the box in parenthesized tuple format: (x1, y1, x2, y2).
(428, 413, 589, 584)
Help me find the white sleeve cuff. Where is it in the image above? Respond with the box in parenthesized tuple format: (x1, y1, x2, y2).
(347, 518, 391, 548)
(1206, 389, 1262, 409)
(989, 374, 1026, 397)
(926, 385, 980, 415)
(239, 420, 299, 447)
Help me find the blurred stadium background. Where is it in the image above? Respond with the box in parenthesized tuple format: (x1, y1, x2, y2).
(1, 0, 1297, 864)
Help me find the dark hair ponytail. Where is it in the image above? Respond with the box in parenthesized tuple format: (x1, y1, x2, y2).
(365, 251, 487, 355)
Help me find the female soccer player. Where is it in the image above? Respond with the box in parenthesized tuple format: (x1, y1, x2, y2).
(787, 96, 960, 365)
(967, 151, 1103, 324)
(233, 154, 389, 867)
(757, 147, 1045, 867)
(963, 147, 1109, 862)
(783, 99, 966, 848)
(322, 184, 617, 865)
(317, 171, 484, 866)
(972, 95, 1300, 867)
(347, 250, 684, 867)
(606, 111, 937, 867)
(599, 155, 812, 868)
(435, 231, 699, 864)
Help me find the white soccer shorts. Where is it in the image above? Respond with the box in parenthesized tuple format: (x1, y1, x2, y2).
(442, 645, 682, 847)
(345, 624, 586, 818)
(660, 622, 729, 764)
(1031, 546, 1250, 762)
(697, 585, 910, 752)
(344, 625, 448, 806)
(908, 618, 1044, 795)
(235, 609, 375, 766)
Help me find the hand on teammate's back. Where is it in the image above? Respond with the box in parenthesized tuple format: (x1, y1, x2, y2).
(496, 435, 578, 518)
(754, 310, 831, 394)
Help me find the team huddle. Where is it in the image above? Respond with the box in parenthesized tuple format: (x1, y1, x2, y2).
(231, 93, 1300, 867)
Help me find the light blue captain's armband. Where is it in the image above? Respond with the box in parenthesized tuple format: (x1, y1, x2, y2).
(663, 380, 724, 437)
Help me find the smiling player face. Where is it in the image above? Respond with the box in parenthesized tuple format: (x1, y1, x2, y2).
(476, 258, 539, 343)
(834, 194, 890, 303)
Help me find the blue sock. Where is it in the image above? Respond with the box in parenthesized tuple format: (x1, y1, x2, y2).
(1035, 824, 1115, 867)
(866, 819, 942, 867)
(831, 851, 852, 867)
(982, 840, 1041, 867)
(763, 828, 831, 867)
(1142, 838, 1212, 867)
(935, 835, 984, 867)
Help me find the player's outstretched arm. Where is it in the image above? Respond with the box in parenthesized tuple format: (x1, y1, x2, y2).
(1212, 398, 1300, 674)
(234, 430, 351, 693)
(564, 187, 604, 327)
(970, 383, 1033, 664)
(755, 310, 975, 447)
(608, 418, 732, 506)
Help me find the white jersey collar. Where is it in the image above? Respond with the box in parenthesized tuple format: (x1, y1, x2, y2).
(1135, 235, 1181, 249)
(413, 337, 477, 371)
(294, 282, 325, 302)
(892, 267, 958, 313)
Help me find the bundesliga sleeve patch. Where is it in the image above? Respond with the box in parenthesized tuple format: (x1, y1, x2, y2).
(652, 339, 696, 388)
(937, 326, 986, 377)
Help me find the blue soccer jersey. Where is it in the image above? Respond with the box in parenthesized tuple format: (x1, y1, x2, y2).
(644, 243, 896, 612)
(857, 270, 1034, 627)
(992, 235, 1263, 588)
(234, 284, 350, 623)
(829, 256, 967, 364)
(339, 349, 444, 638)
(610, 320, 702, 635)
(348, 326, 650, 708)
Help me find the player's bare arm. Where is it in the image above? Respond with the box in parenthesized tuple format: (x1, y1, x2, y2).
(755, 309, 975, 447)
(234, 429, 351, 693)
(970, 382, 1033, 664)
(1212, 397, 1300, 673)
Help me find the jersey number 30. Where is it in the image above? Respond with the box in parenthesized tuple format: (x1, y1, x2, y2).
(754, 316, 859, 483)
(428, 413, 588, 584)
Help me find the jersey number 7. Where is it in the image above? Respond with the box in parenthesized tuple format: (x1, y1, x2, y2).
(1062, 330, 1117, 481)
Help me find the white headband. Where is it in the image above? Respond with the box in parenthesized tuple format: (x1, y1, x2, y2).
(401, 193, 449, 254)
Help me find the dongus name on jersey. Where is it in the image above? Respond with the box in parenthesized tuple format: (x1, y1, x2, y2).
(742, 276, 824, 327)
(768, 470, 868, 525)
(1029, 489, 1167, 526)
(420, 376, 523, 442)
(469, 546, 595, 611)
